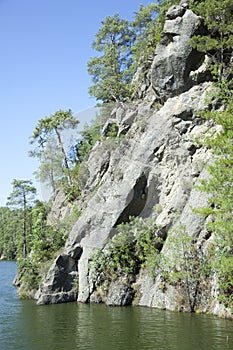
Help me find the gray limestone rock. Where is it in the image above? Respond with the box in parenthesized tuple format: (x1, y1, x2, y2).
(151, 7, 205, 103)
(106, 278, 134, 306)
(166, 5, 185, 20)
(36, 82, 212, 306)
(37, 253, 79, 305)
(47, 189, 71, 225)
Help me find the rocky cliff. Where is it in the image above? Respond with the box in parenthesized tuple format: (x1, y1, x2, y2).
(36, 2, 231, 318)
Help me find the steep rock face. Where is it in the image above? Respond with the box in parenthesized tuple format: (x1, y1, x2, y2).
(36, 3, 229, 317)
(37, 81, 212, 305)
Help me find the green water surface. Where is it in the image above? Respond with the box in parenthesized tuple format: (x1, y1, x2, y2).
(0, 261, 232, 350)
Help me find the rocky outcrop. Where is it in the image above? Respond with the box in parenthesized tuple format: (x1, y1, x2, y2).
(36, 2, 231, 317)
(106, 278, 134, 306)
(151, 2, 207, 103)
(36, 254, 79, 305)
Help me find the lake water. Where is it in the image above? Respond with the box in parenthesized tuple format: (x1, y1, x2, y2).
(0, 261, 232, 350)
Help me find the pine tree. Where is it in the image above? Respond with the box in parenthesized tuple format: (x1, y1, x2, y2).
(7, 180, 37, 258)
(30, 109, 79, 187)
(87, 14, 134, 103)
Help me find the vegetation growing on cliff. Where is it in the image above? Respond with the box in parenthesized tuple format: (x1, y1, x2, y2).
(0, 174, 81, 297)
(194, 80, 233, 308)
(89, 217, 163, 287)
(90, 220, 211, 312)
(16, 202, 80, 297)
(189, 0, 233, 309)
(158, 225, 210, 312)
(190, 0, 233, 73)
(87, 0, 179, 103)
(30, 109, 79, 197)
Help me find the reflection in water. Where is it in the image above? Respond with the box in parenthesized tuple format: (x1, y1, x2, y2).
(0, 262, 232, 350)
(75, 303, 233, 350)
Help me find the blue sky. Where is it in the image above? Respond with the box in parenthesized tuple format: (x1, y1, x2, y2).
(0, 0, 154, 206)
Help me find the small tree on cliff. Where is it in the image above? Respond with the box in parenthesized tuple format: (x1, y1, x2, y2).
(87, 2, 181, 103)
(32, 136, 64, 196)
(7, 179, 37, 259)
(30, 109, 79, 188)
(0, 206, 21, 260)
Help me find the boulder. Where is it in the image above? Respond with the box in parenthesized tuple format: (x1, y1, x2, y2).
(37, 253, 79, 305)
(106, 278, 134, 306)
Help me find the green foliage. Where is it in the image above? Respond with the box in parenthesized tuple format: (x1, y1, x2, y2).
(159, 225, 209, 311)
(190, 0, 233, 75)
(87, 14, 134, 103)
(33, 136, 64, 195)
(75, 116, 103, 162)
(65, 103, 125, 200)
(0, 200, 52, 294)
(217, 255, 233, 308)
(31, 109, 78, 142)
(62, 115, 104, 201)
(189, 0, 233, 311)
(131, 3, 160, 70)
(190, 4, 233, 306)
(195, 81, 233, 308)
(0, 207, 21, 260)
(0, 191, 81, 298)
(131, 0, 179, 70)
(87, 1, 180, 103)
(90, 217, 163, 284)
(17, 201, 80, 298)
(17, 259, 41, 296)
(7, 179, 36, 209)
(105, 123, 119, 138)
(30, 109, 79, 190)
(196, 83, 233, 229)
(7, 179, 37, 259)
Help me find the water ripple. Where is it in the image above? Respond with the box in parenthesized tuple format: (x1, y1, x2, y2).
(0, 262, 232, 350)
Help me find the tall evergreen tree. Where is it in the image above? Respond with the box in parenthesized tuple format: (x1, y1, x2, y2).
(87, 14, 134, 103)
(0, 207, 21, 259)
(7, 180, 37, 258)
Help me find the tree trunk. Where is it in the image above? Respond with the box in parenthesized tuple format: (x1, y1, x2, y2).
(23, 193, 27, 259)
(54, 128, 72, 185)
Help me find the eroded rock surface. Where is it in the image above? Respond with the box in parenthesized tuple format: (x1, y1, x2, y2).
(37, 81, 212, 305)
(151, 4, 206, 102)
